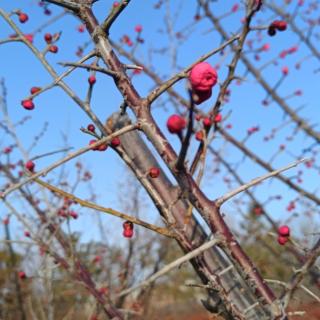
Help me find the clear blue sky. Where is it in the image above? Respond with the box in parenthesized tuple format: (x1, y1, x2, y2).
(1, 1, 319, 245)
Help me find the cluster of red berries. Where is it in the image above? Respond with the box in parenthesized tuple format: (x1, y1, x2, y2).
(277, 225, 290, 245)
(57, 198, 78, 219)
(189, 62, 218, 105)
(90, 139, 108, 151)
(268, 20, 287, 36)
(123, 221, 134, 238)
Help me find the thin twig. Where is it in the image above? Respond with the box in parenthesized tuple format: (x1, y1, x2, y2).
(0, 124, 137, 199)
(116, 238, 220, 298)
(58, 62, 119, 77)
(33, 177, 176, 239)
(215, 158, 307, 207)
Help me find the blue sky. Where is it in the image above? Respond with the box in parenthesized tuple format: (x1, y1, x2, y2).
(1, 1, 319, 246)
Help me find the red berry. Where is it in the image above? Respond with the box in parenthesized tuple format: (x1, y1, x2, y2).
(254, 206, 263, 215)
(189, 62, 218, 92)
(49, 45, 58, 53)
(30, 87, 41, 95)
(123, 221, 133, 230)
(277, 236, 288, 245)
(282, 66, 289, 76)
(44, 33, 52, 43)
(123, 228, 133, 238)
(202, 117, 212, 127)
(149, 167, 160, 178)
(111, 137, 121, 147)
(21, 99, 34, 110)
(113, 1, 120, 7)
(123, 220, 134, 238)
(135, 24, 143, 33)
(69, 211, 78, 219)
(3, 147, 12, 154)
(93, 255, 102, 263)
(88, 75, 96, 85)
(214, 113, 222, 123)
(166, 114, 186, 134)
(87, 124, 95, 132)
(77, 24, 85, 33)
(278, 225, 290, 237)
(18, 271, 26, 279)
(18, 13, 29, 23)
(25, 160, 35, 172)
(195, 131, 204, 141)
(24, 231, 31, 237)
(271, 20, 287, 31)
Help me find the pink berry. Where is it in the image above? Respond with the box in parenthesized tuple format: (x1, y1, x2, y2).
(166, 114, 186, 134)
(21, 99, 34, 110)
(278, 225, 290, 237)
(149, 167, 160, 178)
(18, 271, 26, 279)
(25, 160, 35, 172)
(189, 62, 218, 92)
(18, 13, 29, 23)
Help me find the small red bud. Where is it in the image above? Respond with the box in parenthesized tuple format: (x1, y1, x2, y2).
(166, 115, 186, 134)
(30, 87, 41, 95)
(88, 75, 96, 85)
(49, 45, 58, 53)
(111, 137, 121, 147)
(18, 13, 29, 23)
(134, 25, 143, 33)
(149, 167, 160, 178)
(87, 124, 95, 132)
(195, 131, 204, 141)
(77, 24, 85, 33)
(202, 117, 212, 127)
(21, 99, 34, 110)
(25, 160, 35, 172)
(44, 33, 52, 43)
(278, 225, 290, 237)
(214, 113, 222, 123)
(277, 236, 288, 245)
(18, 271, 26, 279)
